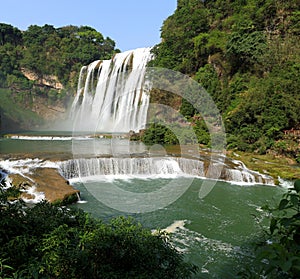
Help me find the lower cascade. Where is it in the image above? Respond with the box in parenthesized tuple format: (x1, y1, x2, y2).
(59, 157, 204, 179)
(59, 157, 274, 185)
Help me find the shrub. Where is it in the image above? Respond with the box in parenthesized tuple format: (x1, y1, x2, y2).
(243, 179, 300, 278)
(0, 185, 197, 278)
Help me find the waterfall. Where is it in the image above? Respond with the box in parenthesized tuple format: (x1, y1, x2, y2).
(58, 157, 273, 185)
(0, 157, 274, 186)
(59, 157, 205, 179)
(71, 48, 153, 133)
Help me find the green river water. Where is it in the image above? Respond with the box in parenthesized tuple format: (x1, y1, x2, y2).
(0, 134, 286, 278)
(72, 178, 284, 278)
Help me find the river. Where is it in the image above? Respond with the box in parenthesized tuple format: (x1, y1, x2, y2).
(0, 133, 286, 278)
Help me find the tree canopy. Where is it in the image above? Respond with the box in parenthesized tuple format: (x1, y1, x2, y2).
(149, 0, 300, 159)
(0, 23, 119, 88)
(0, 23, 120, 131)
(0, 184, 197, 278)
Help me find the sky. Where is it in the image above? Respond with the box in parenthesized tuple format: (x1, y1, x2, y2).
(1, 0, 177, 51)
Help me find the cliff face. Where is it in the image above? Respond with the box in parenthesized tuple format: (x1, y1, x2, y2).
(9, 168, 79, 204)
(21, 68, 64, 90)
(0, 86, 71, 133)
(31, 94, 68, 121)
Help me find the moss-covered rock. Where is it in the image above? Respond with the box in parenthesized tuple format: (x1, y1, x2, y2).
(227, 150, 300, 184)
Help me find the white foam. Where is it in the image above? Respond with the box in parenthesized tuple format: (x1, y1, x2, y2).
(60, 157, 274, 186)
(278, 177, 294, 189)
(10, 135, 73, 141)
(162, 220, 187, 233)
(229, 159, 274, 185)
(20, 186, 45, 203)
(76, 200, 88, 204)
(169, 221, 248, 259)
(0, 159, 59, 176)
(9, 135, 94, 141)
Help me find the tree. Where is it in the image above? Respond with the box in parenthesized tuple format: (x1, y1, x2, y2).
(0, 186, 197, 278)
(226, 30, 267, 73)
(0, 23, 22, 46)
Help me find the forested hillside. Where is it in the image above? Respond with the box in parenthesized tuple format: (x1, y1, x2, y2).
(149, 0, 300, 161)
(0, 23, 119, 130)
(1, 1, 299, 162)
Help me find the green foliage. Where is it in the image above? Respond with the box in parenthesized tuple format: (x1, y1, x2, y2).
(180, 98, 196, 119)
(20, 24, 118, 85)
(141, 120, 211, 146)
(244, 179, 300, 278)
(194, 64, 225, 111)
(142, 123, 179, 145)
(150, 0, 209, 73)
(226, 67, 300, 153)
(193, 30, 227, 59)
(150, 0, 300, 158)
(193, 118, 210, 146)
(0, 89, 43, 130)
(226, 30, 267, 73)
(0, 23, 119, 132)
(0, 23, 22, 46)
(0, 186, 197, 279)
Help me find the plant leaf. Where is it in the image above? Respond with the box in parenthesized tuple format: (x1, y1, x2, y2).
(270, 218, 277, 234)
(279, 199, 289, 210)
(294, 179, 300, 193)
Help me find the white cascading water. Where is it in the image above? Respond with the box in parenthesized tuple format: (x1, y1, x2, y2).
(55, 47, 274, 185)
(58, 157, 274, 185)
(59, 157, 205, 179)
(0, 157, 274, 186)
(71, 47, 153, 132)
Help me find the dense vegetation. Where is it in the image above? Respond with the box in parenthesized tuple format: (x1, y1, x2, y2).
(149, 0, 300, 161)
(0, 23, 119, 130)
(0, 183, 197, 279)
(240, 179, 300, 278)
(0, 23, 119, 88)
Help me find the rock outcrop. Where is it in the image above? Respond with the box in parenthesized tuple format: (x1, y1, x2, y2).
(10, 168, 79, 204)
(21, 68, 64, 90)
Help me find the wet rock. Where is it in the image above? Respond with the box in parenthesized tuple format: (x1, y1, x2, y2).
(9, 169, 79, 204)
(29, 168, 79, 204)
(10, 174, 33, 189)
(21, 192, 35, 200)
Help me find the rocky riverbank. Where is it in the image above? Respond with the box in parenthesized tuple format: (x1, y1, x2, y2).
(227, 150, 300, 185)
(3, 167, 79, 204)
(1, 142, 299, 205)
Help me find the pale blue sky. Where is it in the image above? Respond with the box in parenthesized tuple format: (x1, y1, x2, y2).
(1, 0, 176, 51)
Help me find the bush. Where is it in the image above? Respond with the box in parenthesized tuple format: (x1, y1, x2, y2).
(142, 123, 179, 145)
(243, 179, 300, 278)
(0, 186, 197, 279)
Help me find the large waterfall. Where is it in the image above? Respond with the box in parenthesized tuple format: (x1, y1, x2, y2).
(63, 47, 275, 186)
(71, 48, 153, 132)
